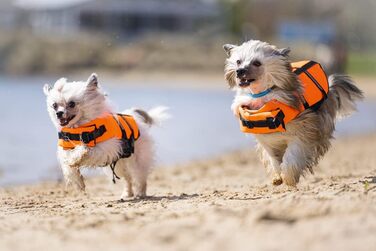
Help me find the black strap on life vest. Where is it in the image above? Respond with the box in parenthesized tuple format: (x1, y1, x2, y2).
(110, 160, 121, 184)
(240, 110, 286, 130)
(58, 125, 107, 144)
(294, 60, 328, 111)
(110, 114, 139, 184)
(115, 114, 138, 158)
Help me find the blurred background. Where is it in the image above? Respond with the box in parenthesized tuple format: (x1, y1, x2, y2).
(1, 0, 376, 75)
(0, 0, 375, 186)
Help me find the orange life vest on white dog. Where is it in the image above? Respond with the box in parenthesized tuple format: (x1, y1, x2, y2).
(58, 113, 140, 183)
(239, 60, 329, 134)
(58, 113, 139, 157)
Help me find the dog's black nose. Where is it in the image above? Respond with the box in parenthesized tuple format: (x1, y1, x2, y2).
(236, 68, 247, 77)
(56, 111, 64, 119)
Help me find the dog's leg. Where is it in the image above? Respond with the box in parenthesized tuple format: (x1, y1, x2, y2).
(280, 140, 307, 186)
(259, 146, 283, 186)
(61, 164, 85, 191)
(127, 135, 154, 199)
(122, 172, 134, 199)
(133, 175, 147, 198)
(231, 95, 252, 117)
(58, 147, 86, 191)
(114, 160, 134, 199)
(60, 146, 89, 168)
(127, 156, 148, 199)
(269, 158, 283, 186)
(257, 140, 286, 186)
(131, 167, 148, 199)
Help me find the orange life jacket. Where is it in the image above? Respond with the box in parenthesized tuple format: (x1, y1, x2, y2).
(239, 60, 329, 134)
(58, 113, 139, 157)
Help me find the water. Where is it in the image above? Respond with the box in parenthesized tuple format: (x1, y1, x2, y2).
(0, 76, 375, 186)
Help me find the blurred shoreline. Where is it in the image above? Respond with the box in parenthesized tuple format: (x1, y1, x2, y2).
(2, 71, 376, 99)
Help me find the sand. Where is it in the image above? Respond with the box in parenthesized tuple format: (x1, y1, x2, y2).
(1, 132, 376, 251)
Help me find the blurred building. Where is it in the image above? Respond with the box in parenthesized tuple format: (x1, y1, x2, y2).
(0, 0, 24, 30)
(12, 0, 220, 36)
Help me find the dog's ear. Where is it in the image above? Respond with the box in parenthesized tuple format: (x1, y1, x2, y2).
(223, 44, 236, 57)
(276, 47, 291, 57)
(86, 73, 98, 90)
(43, 84, 52, 96)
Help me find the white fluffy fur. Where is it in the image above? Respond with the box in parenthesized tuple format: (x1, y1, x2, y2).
(43, 73, 169, 199)
(224, 40, 364, 187)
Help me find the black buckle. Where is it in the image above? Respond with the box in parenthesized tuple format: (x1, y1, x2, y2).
(240, 115, 254, 128)
(80, 132, 91, 144)
(243, 120, 254, 128)
(266, 117, 277, 129)
(59, 132, 70, 141)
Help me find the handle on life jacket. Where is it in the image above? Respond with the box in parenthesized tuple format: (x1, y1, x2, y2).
(240, 109, 285, 129)
(292, 60, 329, 111)
(239, 107, 286, 134)
(238, 100, 301, 134)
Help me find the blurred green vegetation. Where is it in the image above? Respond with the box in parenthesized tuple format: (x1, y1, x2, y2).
(347, 52, 376, 76)
(0, 31, 228, 75)
(219, 0, 249, 36)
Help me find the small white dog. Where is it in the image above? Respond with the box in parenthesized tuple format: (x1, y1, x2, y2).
(223, 40, 363, 186)
(43, 73, 169, 199)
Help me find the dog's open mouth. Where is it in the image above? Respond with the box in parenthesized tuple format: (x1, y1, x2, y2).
(59, 115, 75, 126)
(239, 78, 256, 87)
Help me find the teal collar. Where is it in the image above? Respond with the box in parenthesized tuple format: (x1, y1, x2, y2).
(248, 88, 272, 98)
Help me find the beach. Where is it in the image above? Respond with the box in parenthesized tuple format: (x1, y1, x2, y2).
(2, 1, 376, 250)
(1, 132, 375, 251)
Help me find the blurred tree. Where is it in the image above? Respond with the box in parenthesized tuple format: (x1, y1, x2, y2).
(219, 0, 250, 36)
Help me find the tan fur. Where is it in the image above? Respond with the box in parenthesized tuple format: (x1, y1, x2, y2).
(224, 40, 364, 186)
(134, 109, 154, 125)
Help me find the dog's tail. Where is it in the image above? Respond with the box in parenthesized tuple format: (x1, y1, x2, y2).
(132, 106, 170, 127)
(325, 74, 364, 120)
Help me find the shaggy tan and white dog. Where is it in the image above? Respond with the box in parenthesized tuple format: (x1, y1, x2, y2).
(223, 40, 363, 186)
(43, 73, 169, 199)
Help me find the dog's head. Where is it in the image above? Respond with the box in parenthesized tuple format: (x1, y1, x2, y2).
(223, 40, 295, 93)
(43, 73, 109, 129)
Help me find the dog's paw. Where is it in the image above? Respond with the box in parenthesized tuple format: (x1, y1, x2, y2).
(272, 174, 283, 186)
(65, 146, 89, 168)
(121, 190, 134, 200)
(231, 96, 252, 117)
(135, 193, 146, 199)
(281, 173, 297, 187)
(132, 191, 146, 200)
(65, 174, 86, 192)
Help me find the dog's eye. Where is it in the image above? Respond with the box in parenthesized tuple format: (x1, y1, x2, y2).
(52, 103, 58, 110)
(68, 101, 75, 108)
(252, 60, 262, 67)
(236, 60, 242, 65)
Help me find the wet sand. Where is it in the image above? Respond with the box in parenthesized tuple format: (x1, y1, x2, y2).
(1, 133, 376, 251)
